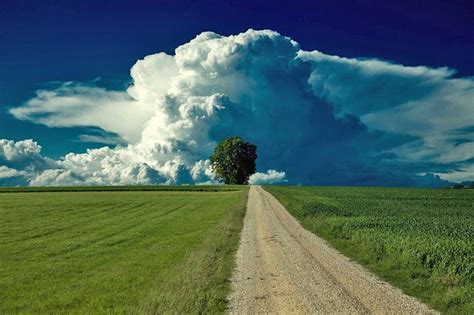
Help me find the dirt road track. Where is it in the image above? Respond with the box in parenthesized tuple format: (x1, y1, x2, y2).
(228, 185, 437, 314)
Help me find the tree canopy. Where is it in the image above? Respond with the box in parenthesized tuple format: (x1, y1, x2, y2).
(210, 137, 257, 185)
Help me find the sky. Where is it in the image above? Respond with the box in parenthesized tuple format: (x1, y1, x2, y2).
(0, 0, 473, 186)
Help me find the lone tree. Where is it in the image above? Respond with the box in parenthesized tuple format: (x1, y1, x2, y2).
(210, 137, 257, 184)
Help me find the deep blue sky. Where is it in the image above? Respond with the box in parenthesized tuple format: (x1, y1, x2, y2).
(1, 0, 473, 157)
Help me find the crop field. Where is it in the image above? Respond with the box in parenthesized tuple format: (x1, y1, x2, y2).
(265, 186, 473, 314)
(0, 187, 248, 313)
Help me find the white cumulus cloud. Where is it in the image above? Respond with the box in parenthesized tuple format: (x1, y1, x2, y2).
(3, 29, 474, 186)
(249, 170, 287, 185)
(0, 166, 22, 179)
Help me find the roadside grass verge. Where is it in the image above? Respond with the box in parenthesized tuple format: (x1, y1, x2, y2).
(139, 188, 248, 313)
(0, 187, 248, 313)
(265, 186, 473, 314)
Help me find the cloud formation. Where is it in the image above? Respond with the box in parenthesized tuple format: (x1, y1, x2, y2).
(3, 29, 474, 186)
(249, 170, 287, 185)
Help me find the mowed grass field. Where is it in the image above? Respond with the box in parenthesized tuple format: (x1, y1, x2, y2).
(0, 186, 248, 313)
(265, 186, 473, 314)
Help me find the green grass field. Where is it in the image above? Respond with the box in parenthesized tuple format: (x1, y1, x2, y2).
(0, 186, 248, 313)
(265, 186, 474, 314)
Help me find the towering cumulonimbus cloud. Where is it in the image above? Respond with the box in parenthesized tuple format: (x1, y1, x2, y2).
(3, 29, 474, 186)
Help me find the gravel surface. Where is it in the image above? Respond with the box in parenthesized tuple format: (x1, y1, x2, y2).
(228, 185, 437, 314)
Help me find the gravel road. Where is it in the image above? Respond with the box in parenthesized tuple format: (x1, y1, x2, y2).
(228, 185, 437, 314)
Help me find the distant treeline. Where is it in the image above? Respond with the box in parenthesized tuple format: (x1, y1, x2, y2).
(0, 185, 243, 193)
(449, 182, 474, 189)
